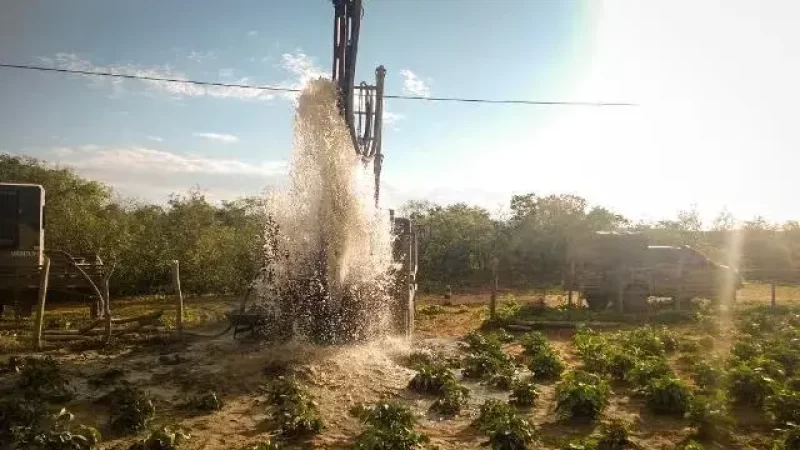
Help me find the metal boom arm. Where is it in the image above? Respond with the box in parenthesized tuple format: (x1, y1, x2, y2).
(332, 0, 386, 206)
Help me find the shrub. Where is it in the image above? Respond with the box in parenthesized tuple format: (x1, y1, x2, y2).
(643, 376, 692, 416)
(488, 371, 515, 390)
(463, 353, 513, 380)
(606, 351, 636, 382)
(264, 377, 323, 437)
(464, 331, 504, 353)
(574, 329, 611, 373)
(509, 378, 538, 407)
(766, 389, 800, 426)
(11, 408, 101, 450)
(555, 371, 610, 421)
(596, 420, 632, 450)
(627, 357, 672, 387)
(682, 441, 707, 450)
(474, 399, 535, 450)
(190, 391, 222, 413)
(686, 395, 734, 442)
(130, 425, 190, 450)
(406, 351, 434, 370)
(773, 423, 800, 450)
(621, 326, 670, 357)
(727, 363, 780, 407)
(787, 377, 800, 392)
(731, 341, 763, 362)
(408, 362, 456, 394)
(0, 397, 47, 439)
(17, 357, 73, 402)
(692, 361, 723, 392)
(431, 381, 470, 416)
(520, 332, 549, 356)
(104, 384, 155, 434)
(527, 349, 564, 381)
(352, 400, 429, 450)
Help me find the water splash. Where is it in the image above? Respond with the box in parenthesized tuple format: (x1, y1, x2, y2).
(254, 79, 396, 344)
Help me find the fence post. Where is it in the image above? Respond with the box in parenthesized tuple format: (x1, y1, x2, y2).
(32, 256, 51, 350)
(489, 258, 498, 319)
(771, 281, 776, 308)
(567, 259, 575, 306)
(171, 260, 184, 335)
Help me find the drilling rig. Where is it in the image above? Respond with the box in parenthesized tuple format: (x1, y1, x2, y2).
(330, 0, 417, 337)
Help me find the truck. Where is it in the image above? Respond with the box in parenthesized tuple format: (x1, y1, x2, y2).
(572, 231, 742, 312)
(0, 182, 107, 318)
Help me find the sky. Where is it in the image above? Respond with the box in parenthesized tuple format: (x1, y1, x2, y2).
(1, 0, 799, 225)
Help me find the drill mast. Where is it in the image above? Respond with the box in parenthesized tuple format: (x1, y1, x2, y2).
(331, 0, 386, 206)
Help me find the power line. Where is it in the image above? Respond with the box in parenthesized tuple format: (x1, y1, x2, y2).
(0, 62, 637, 107)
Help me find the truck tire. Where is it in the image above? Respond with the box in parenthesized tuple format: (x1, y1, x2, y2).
(623, 284, 649, 312)
(585, 294, 609, 311)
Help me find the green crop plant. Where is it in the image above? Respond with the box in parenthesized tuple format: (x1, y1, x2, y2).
(691, 361, 724, 392)
(10, 408, 101, 450)
(555, 371, 610, 421)
(773, 422, 800, 450)
(190, 391, 222, 413)
(488, 370, 516, 390)
(727, 362, 780, 407)
(130, 425, 190, 450)
(643, 375, 692, 416)
(527, 348, 564, 381)
(408, 361, 457, 394)
(431, 380, 470, 416)
(473, 399, 535, 450)
(573, 328, 612, 374)
(462, 352, 514, 380)
(264, 377, 323, 437)
(103, 384, 155, 434)
(352, 400, 430, 450)
(686, 394, 734, 442)
(17, 357, 73, 402)
(766, 389, 800, 427)
(627, 357, 673, 388)
(509, 378, 538, 407)
(520, 332, 549, 356)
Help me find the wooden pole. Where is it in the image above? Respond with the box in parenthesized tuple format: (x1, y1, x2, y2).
(33, 256, 51, 351)
(171, 260, 184, 335)
(771, 281, 776, 308)
(489, 258, 498, 319)
(567, 259, 575, 306)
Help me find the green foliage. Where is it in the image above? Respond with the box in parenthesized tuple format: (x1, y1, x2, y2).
(727, 362, 780, 407)
(527, 349, 564, 381)
(509, 378, 538, 407)
(8, 408, 100, 450)
(787, 377, 800, 391)
(352, 400, 429, 450)
(473, 400, 535, 450)
(773, 423, 800, 450)
(488, 371, 515, 390)
(190, 391, 222, 413)
(766, 389, 800, 426)
(408, 362, 457, 394)
(574, 328, 612, 374)
(264, 377, 323, 437)
(460, 332, 514, 381)
(682, 441, 707, 450)
(643, 376, 692, 416)
(620, 326, 674, 357)
(520, 332, 549, 356)
(236, 442, 281, 450)
(104, 384, 155, 434)
(130, 425, 190, 450)
(627, 357, 673, 387)
(692, 361, 724, 392)
(430, 381, 470, 416)
(0, 397, 47, 439)
(686, 395, 734, 442)
(17, 357, 73, 402)
(555, 371, 610, 421)
(595, 421, 632, 450)
(605, 351, 636, 382)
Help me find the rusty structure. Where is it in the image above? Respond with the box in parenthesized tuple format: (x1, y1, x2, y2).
(331, 0, 417, 336)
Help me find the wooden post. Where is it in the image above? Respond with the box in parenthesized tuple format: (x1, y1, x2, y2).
(567, 259, 575, 306)
(32, 256, 51, 350)
(489, 258, 498, 319)
(171, 260, 184, 335)
(771, 281, 776, 308)
(103, 276, 112, 343)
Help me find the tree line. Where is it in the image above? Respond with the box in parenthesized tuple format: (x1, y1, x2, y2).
(2, 154, 799, 296)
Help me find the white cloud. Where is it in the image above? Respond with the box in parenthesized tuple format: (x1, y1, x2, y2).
(187, 50, 215, 62)
(247, 30, 259, 37)
(146, 136, 164, 142)
(43, 145, 287, 202)
(279, 52, 328, 99)
(382, 111, 404, 130)
(39, 53, 275, 101)
(399, 69, 431, 97)
(193, 132, 239, 144)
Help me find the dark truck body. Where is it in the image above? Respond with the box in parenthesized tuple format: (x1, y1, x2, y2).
(574, 231, 742, 311)
(0, 183, 106, 317)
